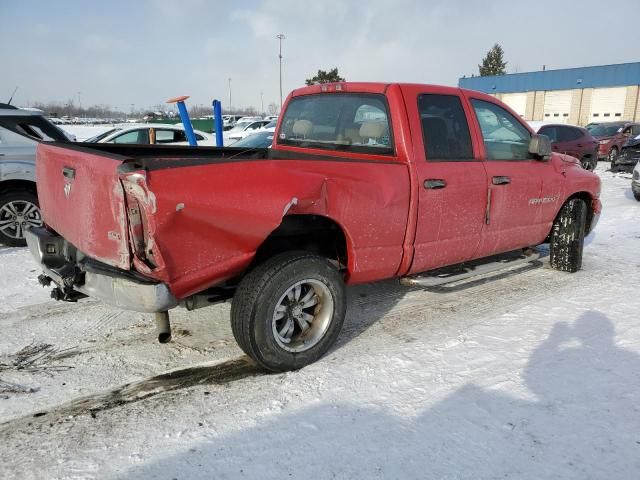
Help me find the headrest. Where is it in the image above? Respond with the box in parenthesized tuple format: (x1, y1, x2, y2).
(292, 119, 313, 137)
(359, 121, 385, 139)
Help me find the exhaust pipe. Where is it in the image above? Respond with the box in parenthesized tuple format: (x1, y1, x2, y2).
(155, 311, 171, 343)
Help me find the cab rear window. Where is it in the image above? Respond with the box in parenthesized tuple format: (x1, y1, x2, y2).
(278, 93, 393, 154)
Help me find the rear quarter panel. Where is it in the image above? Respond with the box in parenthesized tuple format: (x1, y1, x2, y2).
(140, 157, 411, 298)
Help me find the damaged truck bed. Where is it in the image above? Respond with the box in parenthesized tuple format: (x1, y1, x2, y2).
(27, 82, 601, 371)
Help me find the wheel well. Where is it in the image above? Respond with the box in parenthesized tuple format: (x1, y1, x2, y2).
(254, 215, 348, 270)
(566, 192, 595, 232)
(0, 180, 37, 196)
(544, 193, 594, 243)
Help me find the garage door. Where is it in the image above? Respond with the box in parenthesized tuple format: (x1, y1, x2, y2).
(543, 91, 572, 124)
(501, 93, 527, 118)
(589, 87, 627, 124)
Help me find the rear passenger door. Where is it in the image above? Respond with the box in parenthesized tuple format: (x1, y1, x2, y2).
(466, 97, 549, 257)
(405, 89, 488, 273)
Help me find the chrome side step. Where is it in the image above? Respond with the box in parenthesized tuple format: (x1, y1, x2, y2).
(400, 248, 542, 288)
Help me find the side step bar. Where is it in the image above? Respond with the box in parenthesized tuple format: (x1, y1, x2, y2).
(400, 248, 542, 288)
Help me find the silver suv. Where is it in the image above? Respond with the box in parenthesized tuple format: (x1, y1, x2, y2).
(0, 104, 70, 246)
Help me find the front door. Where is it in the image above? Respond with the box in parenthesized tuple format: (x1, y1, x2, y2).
(466, 97, 549, 257)
(405, 89, 488, 274)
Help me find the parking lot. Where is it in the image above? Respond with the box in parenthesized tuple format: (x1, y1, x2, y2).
(0, 164, 638, 479)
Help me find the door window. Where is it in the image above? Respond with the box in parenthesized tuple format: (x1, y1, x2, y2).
(0, 126, 36, 146)
(471, 99, 532, 160)
(111, 129, 150, 144)
(417, 94, 473, 161)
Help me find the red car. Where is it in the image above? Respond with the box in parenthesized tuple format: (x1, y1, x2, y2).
(590, 121, 640, 163)
(537, 124, 599, 171)
(25, 83, 601, 371)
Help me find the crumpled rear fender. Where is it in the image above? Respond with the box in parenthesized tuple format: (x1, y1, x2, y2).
(121, 158, 410, 299)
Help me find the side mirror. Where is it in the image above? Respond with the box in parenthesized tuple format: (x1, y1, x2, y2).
(529, 133, 552, 160)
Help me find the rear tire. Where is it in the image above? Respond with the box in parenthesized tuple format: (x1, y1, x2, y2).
(230, 252, 346, 372)
(549, 199, 587, 273)
(0, 190, 42, 247)
(633, 189, 640, 202)
(580, 156, 595, 171)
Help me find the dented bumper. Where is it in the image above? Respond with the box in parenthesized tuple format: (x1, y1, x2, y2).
(25, 227, 177, 313)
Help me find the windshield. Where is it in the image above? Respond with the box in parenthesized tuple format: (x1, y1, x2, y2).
(589, 124, 622, 137)
(278, 93, 393, 154)
(228, 120, 253, 132)
(232, 131, 274, 148)
(84, 128, 120, 143)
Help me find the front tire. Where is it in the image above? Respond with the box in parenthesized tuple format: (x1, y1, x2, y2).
(230, 252, 346, 372)
(549, 199, 587, 273)
(0, 190, 43, 247)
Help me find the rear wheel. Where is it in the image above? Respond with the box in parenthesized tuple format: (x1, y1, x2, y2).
(549, 199, 587, 273)
(580, 156, 595, 171)
(230, 252, 346, 372)
(0, 190, 43, 247)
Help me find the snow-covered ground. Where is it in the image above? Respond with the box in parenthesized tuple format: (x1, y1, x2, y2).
(0, 164, 639, 479)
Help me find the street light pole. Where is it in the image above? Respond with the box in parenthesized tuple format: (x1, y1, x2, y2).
(228, 77, 232, 112)
(260, 91, 264, 115)
(276, 34, 285, 110)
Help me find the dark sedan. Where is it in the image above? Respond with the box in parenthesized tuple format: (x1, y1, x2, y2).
(538, 124, 599, 170)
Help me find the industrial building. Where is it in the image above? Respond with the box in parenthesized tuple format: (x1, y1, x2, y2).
(458, 62, 640, 126)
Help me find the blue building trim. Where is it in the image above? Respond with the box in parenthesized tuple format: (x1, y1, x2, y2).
(458, 62, 640, 94)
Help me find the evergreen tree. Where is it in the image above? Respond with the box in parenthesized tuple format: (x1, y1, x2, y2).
(305, 68, 345, 85)
(478, 44, 507, 76)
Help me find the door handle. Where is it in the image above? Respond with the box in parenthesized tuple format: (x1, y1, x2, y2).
(424, 179, 447, 190)
(492, 176, 511, 185)
(62, 166, 76, 180)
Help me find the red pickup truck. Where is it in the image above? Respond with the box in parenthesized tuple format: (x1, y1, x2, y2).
(26, 83, 601, 371)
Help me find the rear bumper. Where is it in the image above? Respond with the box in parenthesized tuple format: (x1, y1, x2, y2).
(26, 227, 178, 313)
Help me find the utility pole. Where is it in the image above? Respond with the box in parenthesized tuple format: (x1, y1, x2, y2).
(260, 91, 264, 115)
(228, 77, 232, 112)
(276, 34, 285, 110)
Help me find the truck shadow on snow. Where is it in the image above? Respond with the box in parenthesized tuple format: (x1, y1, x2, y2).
(120, 310, 640, 479)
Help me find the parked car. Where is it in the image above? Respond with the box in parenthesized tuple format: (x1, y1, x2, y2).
(84, 124, 216, 146)
(222, 115, 244, 130)
(585, 122, 600, 131)
(26, 82, 601, 372)
(589, 122, 640, 163)
(224, 120, 271, 144)
(537, 124, 599, 170)
(0, 104, 70, 246)
(632, 161, 640, 201)
(230, 130, 275, 148)
(615, 134, 640, 172)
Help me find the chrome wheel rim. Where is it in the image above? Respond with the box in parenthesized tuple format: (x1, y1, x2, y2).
(608, 148, 617, 162)
(0, 200, 43, 240)
(272, 279, 334, 353)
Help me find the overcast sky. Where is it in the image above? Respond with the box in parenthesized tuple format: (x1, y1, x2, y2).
(1, 0, 638, 113)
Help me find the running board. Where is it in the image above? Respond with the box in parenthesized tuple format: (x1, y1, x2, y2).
(400, 249, 542, 288)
